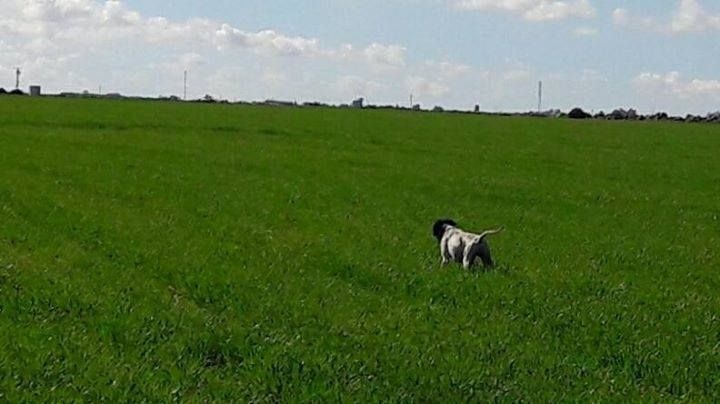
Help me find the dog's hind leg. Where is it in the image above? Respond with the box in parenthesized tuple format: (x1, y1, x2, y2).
(477, 242, 494, 268)
(462, 245, 476, 270)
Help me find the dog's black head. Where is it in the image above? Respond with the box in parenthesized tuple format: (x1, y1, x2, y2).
(432, 219, 457, 242)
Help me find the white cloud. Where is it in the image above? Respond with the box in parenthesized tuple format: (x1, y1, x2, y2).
(634, 71, 720, 99)
(0, 0, 405, 68)
(454, 0, 595, 21)
(671, 0, 720, 33)
(612, 8, 664, 33)
(362, 43, 407, 70)
(215, 25, 323, 57)
(21, 0, 94, 23)
(0, 0, 418, 103)
(614, 0, 720, 34)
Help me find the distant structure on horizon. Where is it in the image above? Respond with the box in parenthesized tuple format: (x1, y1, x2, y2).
(29, 85, 41, 96)
(352, 97, 364, 108)
(538, 81, 543, 112)
(263, 99, 296, 107)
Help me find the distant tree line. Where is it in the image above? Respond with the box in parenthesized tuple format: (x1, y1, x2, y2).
(567, 107, 720, 124)
(0, 87, 26, 96)
(3, 87, 719, 124)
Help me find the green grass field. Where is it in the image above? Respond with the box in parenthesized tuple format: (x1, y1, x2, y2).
(1, 96, 719, 401)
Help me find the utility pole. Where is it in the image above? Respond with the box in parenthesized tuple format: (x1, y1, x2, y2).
(15, 68, 21, 90)
(410, 93, 414, 107)
(537, 81, 543, 112)
(183, 70, 187, 101)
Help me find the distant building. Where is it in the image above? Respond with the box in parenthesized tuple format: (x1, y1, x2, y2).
(351, 97, 364, 108)
(29, 85, 41, 96)
(264, 99, 296, 107)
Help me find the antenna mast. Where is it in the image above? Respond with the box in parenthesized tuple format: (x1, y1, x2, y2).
(183, 70, 188, 101)
(537, 81, 543, 112)
(15, 68, 21, 90)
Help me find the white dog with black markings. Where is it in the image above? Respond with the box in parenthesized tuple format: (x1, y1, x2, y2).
(432, 219, 503, 270)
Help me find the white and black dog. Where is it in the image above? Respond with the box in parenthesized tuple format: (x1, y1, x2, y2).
(432, 219, 503, 270)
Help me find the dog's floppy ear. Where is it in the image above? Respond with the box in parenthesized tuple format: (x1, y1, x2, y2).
(432, 219, 457, 241)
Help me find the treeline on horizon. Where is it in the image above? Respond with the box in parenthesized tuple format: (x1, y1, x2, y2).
(2, 86, 718, 124)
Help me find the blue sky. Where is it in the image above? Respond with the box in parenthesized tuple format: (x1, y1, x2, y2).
(2, 0, 720, 114)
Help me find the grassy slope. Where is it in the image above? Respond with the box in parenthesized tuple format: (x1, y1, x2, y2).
(0, 97, 719, 401)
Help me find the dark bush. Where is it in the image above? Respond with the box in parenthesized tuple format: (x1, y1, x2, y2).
(648, 112, 669, 121)
(608, 108, 633, 120)
(706, 112, 720, 123)
(568, 107, 591, 119)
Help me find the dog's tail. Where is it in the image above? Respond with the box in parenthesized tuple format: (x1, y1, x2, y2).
(478, 227, 503, 241)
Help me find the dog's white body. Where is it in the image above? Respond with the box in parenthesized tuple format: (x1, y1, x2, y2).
(433, 220, 502, 270)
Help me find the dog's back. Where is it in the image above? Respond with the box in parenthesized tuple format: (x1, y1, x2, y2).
(433, 219, 502, 269)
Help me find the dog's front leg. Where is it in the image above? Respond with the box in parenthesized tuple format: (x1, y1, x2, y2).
(440, 239, 450, 267)
(440, 250, 450, 266)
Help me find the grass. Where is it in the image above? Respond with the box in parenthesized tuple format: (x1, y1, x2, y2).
(1, 96, 719, 401)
